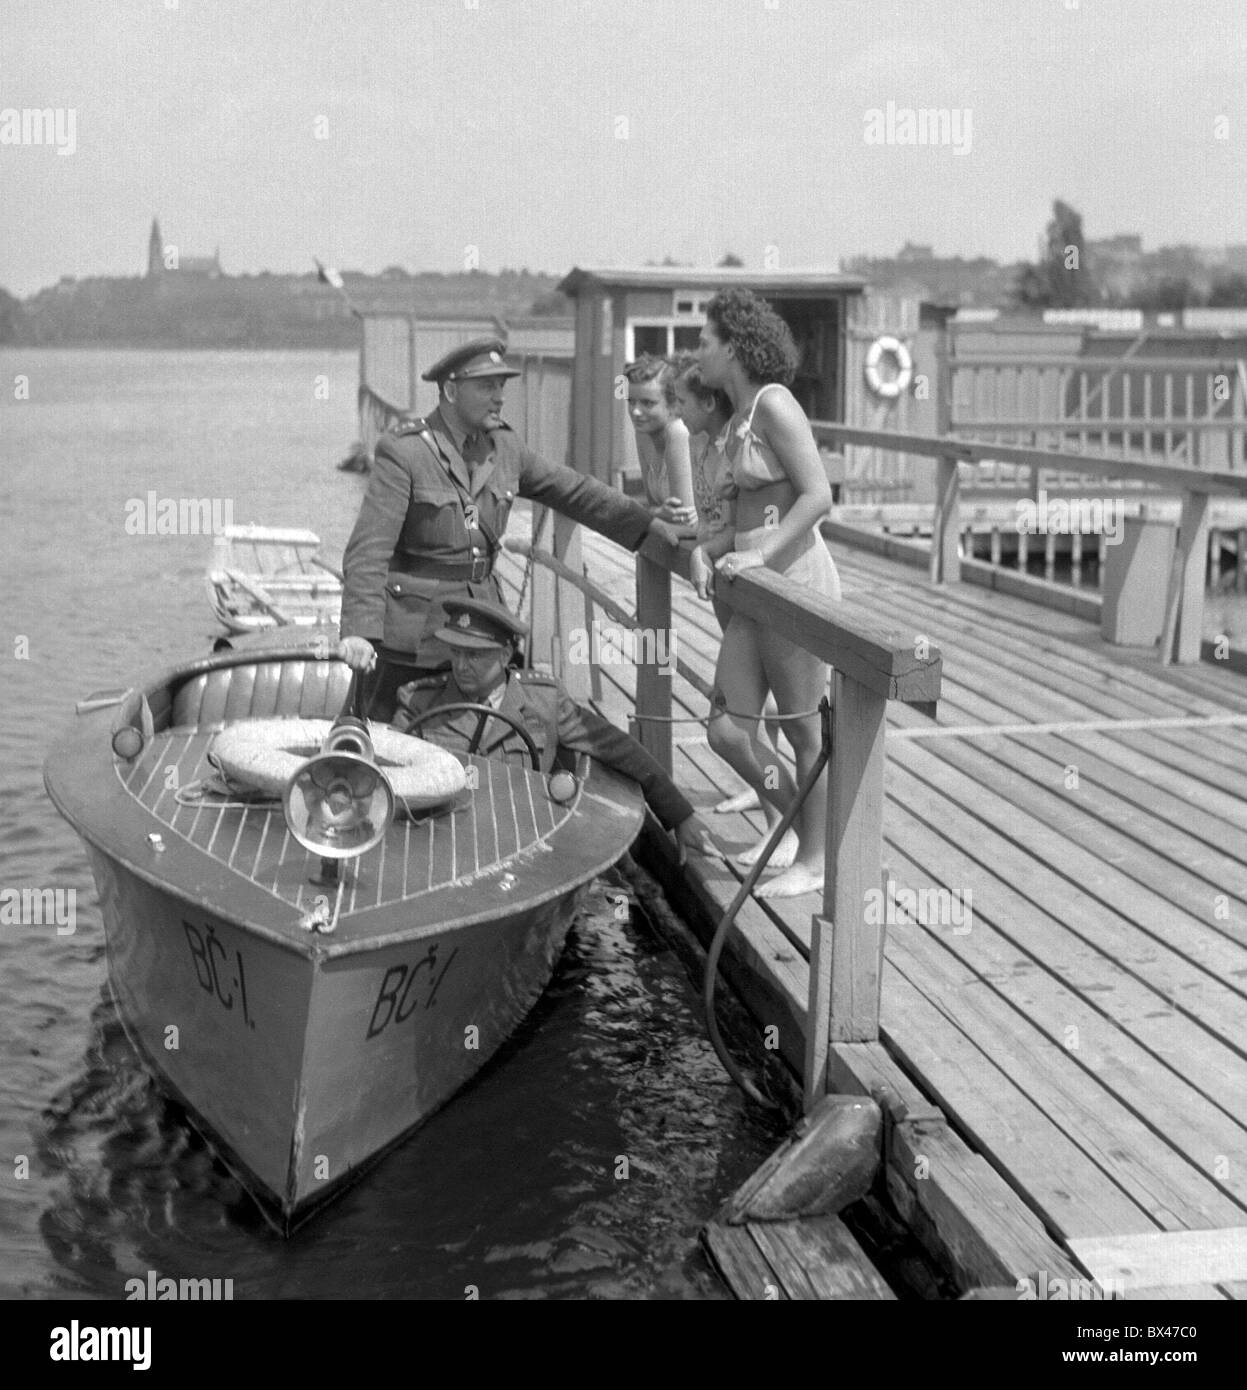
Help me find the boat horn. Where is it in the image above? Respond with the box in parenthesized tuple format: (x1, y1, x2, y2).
(282, 672, 395, 860)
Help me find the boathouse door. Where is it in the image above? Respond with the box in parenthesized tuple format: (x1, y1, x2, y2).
(771, 297, 844, 425)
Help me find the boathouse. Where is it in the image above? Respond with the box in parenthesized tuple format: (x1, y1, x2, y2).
(556, 266, 944, 504)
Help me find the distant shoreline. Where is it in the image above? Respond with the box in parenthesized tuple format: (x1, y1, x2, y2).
(0, 342, 362, 353)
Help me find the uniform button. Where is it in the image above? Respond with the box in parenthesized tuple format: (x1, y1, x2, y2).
(471, 547, 481, 556)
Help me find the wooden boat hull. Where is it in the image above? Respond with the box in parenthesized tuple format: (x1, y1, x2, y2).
(45, 641, 644, 1229)
(87, 845, 581, 1223)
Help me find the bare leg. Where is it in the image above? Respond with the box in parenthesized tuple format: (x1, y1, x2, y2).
(706, 616, 798, 867)
(754, 629, 831, 899)
(712, 693, 781, 813)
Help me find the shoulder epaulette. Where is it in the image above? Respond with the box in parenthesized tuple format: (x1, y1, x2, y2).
(515, 668, 558, 688)
(392, 417, 431, 438)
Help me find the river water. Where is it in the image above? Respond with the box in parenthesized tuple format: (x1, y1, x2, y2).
(0, 349, 783, 1300)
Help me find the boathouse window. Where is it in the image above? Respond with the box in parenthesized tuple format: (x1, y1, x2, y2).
(627, 321, 705, 360)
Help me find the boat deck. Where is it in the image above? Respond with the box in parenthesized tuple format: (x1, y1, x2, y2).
(496, 520, 1247, 1298)
(121, 728, 569, 919)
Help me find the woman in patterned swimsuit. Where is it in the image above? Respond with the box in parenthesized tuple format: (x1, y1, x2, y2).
(689, 289, 839, 899)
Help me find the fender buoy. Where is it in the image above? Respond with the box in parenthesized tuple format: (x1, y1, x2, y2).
(864, 336, 913, 400)
(211, 718, 466, 810)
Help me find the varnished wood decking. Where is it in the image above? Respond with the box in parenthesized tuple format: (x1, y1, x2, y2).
(497, 514, 1247, 1298)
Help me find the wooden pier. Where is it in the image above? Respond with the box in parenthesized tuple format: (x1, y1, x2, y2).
(496, 492, 1247, 1301)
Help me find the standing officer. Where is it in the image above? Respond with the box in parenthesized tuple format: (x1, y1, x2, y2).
(393, 597, 719, 865)
(337, 336, 681, 719)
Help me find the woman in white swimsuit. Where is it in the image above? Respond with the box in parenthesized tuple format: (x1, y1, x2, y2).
(689, 289, 839, 899)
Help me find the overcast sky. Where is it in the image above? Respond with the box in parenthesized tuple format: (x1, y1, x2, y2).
(1, 0, 1244, 296)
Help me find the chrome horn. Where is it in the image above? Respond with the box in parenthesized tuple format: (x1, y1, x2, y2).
(282, 673, 395, 860)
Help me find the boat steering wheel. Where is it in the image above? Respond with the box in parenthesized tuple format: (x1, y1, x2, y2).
(402, 703, 543, 772)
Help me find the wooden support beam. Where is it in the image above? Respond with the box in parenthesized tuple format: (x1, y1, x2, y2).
(930, 454, 961, 585)
(634, 548, 673, 774)
(820, 673, 888, 1048)
(1160, 490, 1210, 665)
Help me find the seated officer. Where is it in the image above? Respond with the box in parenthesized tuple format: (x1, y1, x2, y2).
(392, 598, 720, 865)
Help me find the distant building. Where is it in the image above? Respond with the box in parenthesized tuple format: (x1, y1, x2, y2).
(146, 217, 223, 279)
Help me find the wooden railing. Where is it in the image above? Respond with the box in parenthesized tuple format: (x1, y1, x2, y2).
(949, 351, 1247, 474)
(626, 535, 940, 1106)
(811, 422, 1247, 663)
(357, 383, 407, 463)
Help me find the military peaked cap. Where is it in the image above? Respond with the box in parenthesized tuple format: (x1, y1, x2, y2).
(421, 337, 521, 384)
(436, 597, 529, 650)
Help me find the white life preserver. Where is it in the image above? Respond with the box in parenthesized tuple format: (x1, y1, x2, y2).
(864, 336, 914, 399)
(210, 718, 466, 810)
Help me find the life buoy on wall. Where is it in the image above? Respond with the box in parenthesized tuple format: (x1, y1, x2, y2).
(210, 718, 466, 810)
(864, 336, 914, 400)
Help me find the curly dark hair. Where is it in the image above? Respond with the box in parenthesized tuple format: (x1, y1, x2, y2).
(704, 288, 799, 385)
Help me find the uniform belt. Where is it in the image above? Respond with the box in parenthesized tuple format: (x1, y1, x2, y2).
(392, 554, 494, 582)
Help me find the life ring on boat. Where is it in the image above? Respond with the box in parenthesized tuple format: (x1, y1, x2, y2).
(864, 336, 913, 399)
(210, 718, 467, 809)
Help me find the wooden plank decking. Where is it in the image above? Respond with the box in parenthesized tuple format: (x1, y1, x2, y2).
(495, 515, 1247, 1298)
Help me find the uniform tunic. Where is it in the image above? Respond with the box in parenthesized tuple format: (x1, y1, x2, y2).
(340, 406, 654, 670)
(392, 668, 694, 831)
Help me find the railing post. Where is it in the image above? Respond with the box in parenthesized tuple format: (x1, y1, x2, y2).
(930, 453, 961, 584)
(1160, 488, 1211, 664)
(930, 328, 961, 583)
(634, 547, 674, 775)
(804, 670, 888, 1109)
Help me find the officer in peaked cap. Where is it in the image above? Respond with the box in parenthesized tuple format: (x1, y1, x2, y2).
(337, 337, 683, 721)
(420, 337, 521, 384)
(392, 597, 719, 865)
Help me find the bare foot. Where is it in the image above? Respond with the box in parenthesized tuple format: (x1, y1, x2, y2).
(755, 861, 825, 899)
(714, 788, 761, 814)
(735, 828, 798, 871)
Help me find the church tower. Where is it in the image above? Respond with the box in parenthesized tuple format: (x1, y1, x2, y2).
(147, 218, 163, 279)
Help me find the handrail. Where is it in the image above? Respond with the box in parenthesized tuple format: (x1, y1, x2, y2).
(639, 535, 941, 703)
(949, 354, 1247, 370)
(810, 420, 1228, 664)
(809, 422, 1247, 497)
